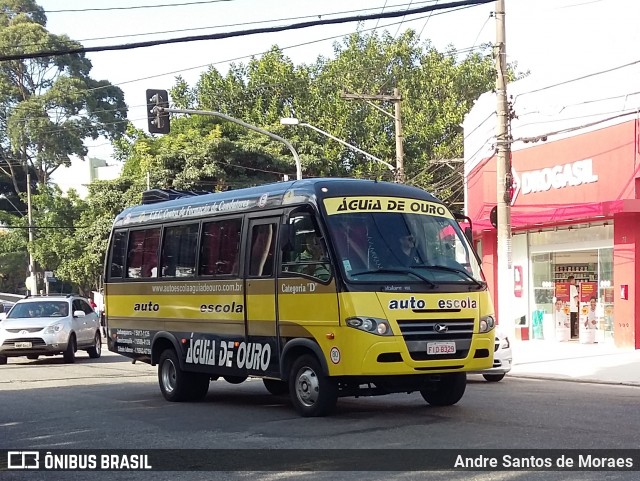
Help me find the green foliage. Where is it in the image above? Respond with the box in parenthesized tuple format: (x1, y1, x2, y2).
(125, 30, 507, 197)
(0, 0, 127, 194)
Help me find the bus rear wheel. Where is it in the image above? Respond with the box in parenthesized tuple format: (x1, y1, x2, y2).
(289, 355, 337, 417)
(420, 373, 466, 406)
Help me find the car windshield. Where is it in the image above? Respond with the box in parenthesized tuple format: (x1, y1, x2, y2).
(326, 206, 483, 284)
(8, 301, 69, 318)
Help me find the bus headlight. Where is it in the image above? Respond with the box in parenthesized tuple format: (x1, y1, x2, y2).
(346, 317, 393, 336)
(479, 315, 495, 333)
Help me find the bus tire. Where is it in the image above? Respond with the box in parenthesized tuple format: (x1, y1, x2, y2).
(263, 379, 289, 396)
(158, 349, 191, 402)
(289, 355, 337, 417)
(188, 374, 210, 401)
(0, 355, 8, 365)
(420, 373, 466, 406)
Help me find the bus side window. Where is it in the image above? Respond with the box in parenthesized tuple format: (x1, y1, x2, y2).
(281, 214, 331, 281)
(126, 228, 160, 278)
(161, 223, 198, 277)
(249, 224, 275, 277)
(199, 219, 242, 277)
(110, 230, 127, 278)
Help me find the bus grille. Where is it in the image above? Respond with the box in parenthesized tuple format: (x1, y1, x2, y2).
(397, 319, 475, 361)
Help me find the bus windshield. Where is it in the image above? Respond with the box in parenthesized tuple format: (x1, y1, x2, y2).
(326, 211, 483, 284)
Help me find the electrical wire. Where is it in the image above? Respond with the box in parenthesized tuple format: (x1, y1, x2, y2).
(515, 58, 640, 99)
(42, 0, 234, 14)
(8, 1, 437, 49)
(0, 0, 495, 62)
(1, 15, 489, 124)
(418, 0, 439, 37)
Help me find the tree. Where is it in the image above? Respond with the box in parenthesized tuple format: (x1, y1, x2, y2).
(0, 0, 127, 194)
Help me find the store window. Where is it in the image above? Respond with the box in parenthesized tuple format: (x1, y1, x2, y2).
(531, 253, 553, 328)
(598, 247, 614, 342)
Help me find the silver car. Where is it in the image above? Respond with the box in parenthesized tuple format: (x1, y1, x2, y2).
(481, 330, 513, 382)
(0, 295, 102, 364)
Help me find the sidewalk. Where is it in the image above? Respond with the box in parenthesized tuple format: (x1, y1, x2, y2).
(507, 338, 640, 386)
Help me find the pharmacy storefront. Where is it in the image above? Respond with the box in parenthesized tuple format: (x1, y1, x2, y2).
(465, 120, 640, 349)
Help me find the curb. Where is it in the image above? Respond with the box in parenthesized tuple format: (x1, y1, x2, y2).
(507, 373, 640, 387)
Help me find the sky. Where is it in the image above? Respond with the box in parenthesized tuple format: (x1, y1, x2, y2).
(35, 0, 640, 188)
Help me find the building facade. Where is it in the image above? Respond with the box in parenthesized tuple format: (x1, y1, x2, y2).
(463, 73, 640, 349)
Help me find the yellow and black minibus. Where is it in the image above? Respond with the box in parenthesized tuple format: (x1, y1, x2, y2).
(104, 178, 495, 416)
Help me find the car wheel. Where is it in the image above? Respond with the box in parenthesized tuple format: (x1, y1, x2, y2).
(63, 334, 76, 364)
(420, 372, 467, 406)
(289, 354, 337, 417)
(0, 355, 7, 365)
(27, 355, 39, 360)
(87, 331, 102, 359)
(483, 373, 505, 382)
(263, 379, 289, 396)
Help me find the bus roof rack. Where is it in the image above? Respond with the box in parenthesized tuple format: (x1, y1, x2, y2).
(141, 188, 212, 205)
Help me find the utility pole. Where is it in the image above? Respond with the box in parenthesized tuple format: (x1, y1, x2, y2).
(393, 87, 405, 183)
(26, 172, 37, 295)
(340, 89, 404, 182)
(495, 0, 512, 323)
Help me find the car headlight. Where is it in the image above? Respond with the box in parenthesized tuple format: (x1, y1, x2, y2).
(44, 323, 64, 334)
(346, 317, 393, 336)
(479, 315, 495, 333)
(499, 336, 510, 349)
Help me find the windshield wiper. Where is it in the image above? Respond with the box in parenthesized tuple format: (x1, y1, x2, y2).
(349, 268, 436, 288)
(424, 265, 485, 288)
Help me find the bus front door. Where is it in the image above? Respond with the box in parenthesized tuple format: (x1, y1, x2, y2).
(244, 217, 280, 377)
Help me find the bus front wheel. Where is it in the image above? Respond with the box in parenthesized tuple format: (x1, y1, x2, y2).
(289, 355, 337, 417)
(263, 379, 289, 396)
(420, 373, 466, 406)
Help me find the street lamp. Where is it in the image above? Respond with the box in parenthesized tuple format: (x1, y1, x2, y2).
(280, 117, 396, 172)
(160, 107, 302, 180)
(0, 193, 23, 217)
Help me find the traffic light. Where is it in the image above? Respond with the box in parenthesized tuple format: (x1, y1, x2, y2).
(146, 89, 170, 134)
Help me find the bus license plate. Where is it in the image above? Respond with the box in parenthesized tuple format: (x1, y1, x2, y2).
(427, 342, 456, 354)
(15, 342, 32, 348)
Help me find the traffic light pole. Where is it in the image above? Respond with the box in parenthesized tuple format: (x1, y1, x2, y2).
(159, 107, 302, 181)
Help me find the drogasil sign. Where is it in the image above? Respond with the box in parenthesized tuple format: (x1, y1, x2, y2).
(511, 159, 598, 204)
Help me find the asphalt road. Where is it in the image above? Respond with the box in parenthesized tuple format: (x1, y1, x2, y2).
(0, 349, 638, 481)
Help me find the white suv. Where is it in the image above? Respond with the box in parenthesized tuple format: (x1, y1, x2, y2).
(0, 295, 102, 364)
(480, 330, 512, 382)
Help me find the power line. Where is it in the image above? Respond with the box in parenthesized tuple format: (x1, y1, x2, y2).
(43, 0, 234, 14)
(2, 11, 488, 124)
(0, 0, 494, 62)
(7, 1, 436, 49)
(418, 0, 439, 37)
(515, 58, 640, 99)
(373, 1, 390, 31)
